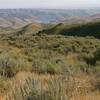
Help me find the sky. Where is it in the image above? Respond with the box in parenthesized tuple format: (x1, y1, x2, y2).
(0, 0, 100, 9)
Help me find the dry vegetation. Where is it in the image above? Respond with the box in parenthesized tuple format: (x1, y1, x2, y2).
(0, 24, 100, 100)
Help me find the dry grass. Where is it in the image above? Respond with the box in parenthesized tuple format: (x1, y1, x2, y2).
(0, 34, 100, 100)
(0, 72, 99, 100)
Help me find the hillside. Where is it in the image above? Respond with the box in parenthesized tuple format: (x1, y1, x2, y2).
(0, 32, 100, 100)
(1, 9, 100, 29)
(0, 9, 100, 100)
(17, 23, 43, 35)
(39, 22, 100, 38)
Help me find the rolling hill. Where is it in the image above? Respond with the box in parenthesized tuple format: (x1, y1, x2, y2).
(0, 9, 100, 29)
(0, 9, 100, 100)
(39, 22, 100, 38)
(17, 23, 43, 35)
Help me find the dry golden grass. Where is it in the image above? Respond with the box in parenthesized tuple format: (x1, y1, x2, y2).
(66, 53, 79, 65)
(70, 91, 100, 100)
(0, 71, 99, 100)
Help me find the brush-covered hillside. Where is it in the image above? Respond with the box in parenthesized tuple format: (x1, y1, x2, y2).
(17, 23, 43, 35)
(0, 21, 100, 100)
(39, 22, 100, 38)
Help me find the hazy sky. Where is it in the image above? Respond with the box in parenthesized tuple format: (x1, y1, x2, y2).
(0, 0, 100, 9)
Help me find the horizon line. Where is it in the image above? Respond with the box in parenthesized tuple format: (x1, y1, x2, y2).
(0, 7, 100, 10)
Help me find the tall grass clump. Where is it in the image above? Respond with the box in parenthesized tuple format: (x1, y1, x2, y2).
(4, 75, 73, 100)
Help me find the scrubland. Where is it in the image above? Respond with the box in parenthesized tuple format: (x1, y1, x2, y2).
(0, 23, 100, 100)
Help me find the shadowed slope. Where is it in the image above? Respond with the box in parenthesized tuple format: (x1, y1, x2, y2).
(39, 22, 100, 38)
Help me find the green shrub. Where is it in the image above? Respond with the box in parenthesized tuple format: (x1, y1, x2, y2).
(0, 54, 18, 77)
(0, 54, 32, 77)
(94, 49, 100, 60)
(32, 59, 61, 74)
(83, 55, 96, 66)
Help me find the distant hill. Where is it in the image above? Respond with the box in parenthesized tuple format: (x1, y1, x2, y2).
(57, 14, 100, 24)
(0, 9, 100, 29)
(39, 22, 100, 38)
(0, 17, 31, 29)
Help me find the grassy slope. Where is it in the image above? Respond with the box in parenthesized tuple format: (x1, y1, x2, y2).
(0, 22, 100, 100)
(40, 22, 100, 38)
(17, 23, 43, 35)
